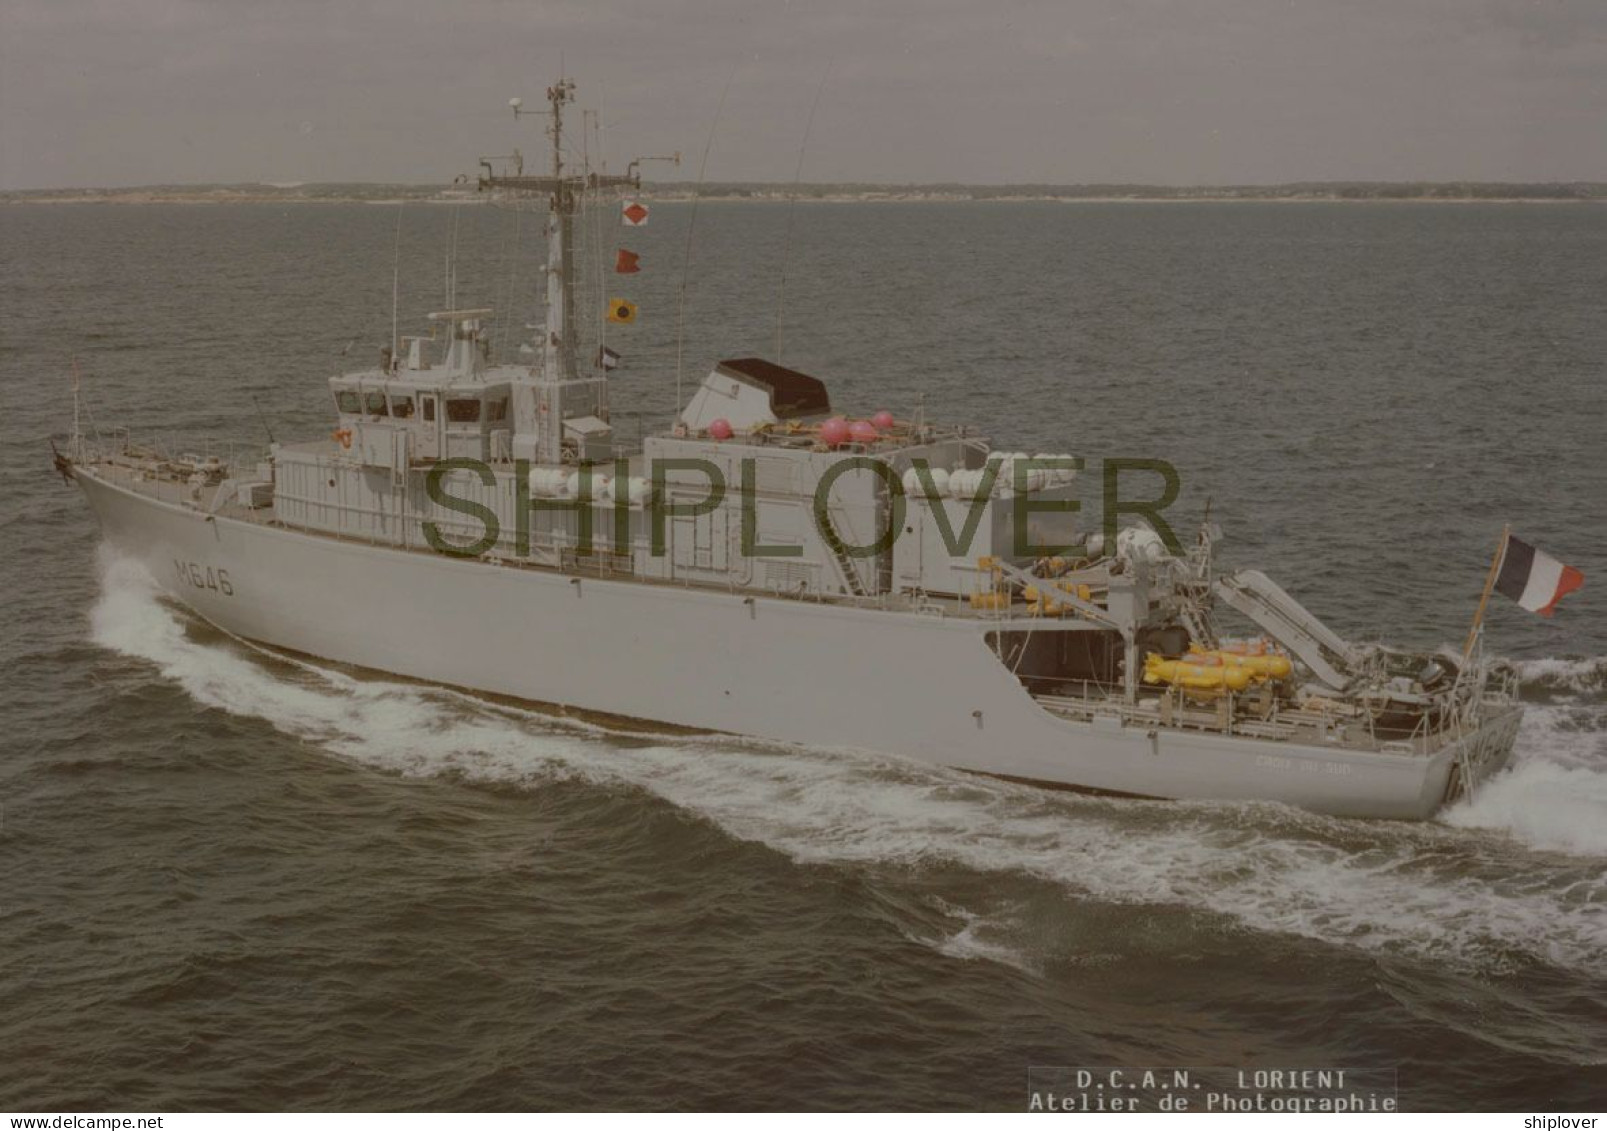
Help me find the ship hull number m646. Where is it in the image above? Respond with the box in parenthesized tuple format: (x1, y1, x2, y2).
(174, 559, 234, 596)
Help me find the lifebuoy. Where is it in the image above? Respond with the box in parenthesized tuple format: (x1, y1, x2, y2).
(333, 428, 353, 449)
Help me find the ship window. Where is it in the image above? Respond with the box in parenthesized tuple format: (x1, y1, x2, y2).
(335, 390, 360, 413)
(423, 398, 435, 422)
(486, 398, 507, 423)
(446, 398, 481, 423)
(364, 391, 389, 416)
(391, 396, 415, 419)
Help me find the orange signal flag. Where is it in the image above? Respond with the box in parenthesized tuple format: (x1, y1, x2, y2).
(607, 299, 638, 324)
(615, 248, 641, 274)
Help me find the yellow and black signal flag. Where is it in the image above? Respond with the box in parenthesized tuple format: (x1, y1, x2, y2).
(606, 298, 638, 324)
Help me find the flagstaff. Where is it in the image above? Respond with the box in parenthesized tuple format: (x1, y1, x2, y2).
(1463, 524, 1510, 661)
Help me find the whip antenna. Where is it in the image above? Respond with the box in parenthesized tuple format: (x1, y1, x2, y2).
(250, 394, 277, 445)
(674, 67, 739, 422)
(390, 201, 404, 358)
(776, 66, 830, 367)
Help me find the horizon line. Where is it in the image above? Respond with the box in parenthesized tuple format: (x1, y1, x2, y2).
(5, 178, 1606, 195)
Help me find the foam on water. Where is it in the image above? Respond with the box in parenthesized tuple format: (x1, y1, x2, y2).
(90, 551, 1607, 975)
(909, 899, 1037, 974)
(1442, 701, 1607, 855)
(1514, 656, 1607, 698)
(89, 550, 603, 780)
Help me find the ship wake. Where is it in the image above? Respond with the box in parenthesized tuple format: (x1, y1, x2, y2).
(90, 549, 1607, 979)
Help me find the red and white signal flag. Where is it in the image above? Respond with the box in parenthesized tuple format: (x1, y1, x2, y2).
(1494, 534, 1584, 617)
(621, 200, 649, 227)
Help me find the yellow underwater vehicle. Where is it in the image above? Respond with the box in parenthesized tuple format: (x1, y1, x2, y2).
(1143, 641, 1294, 700)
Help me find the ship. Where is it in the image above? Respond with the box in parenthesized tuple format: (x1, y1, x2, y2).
(57, 78, 1524, 820)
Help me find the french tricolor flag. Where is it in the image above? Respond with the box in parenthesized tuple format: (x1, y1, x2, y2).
(1494, 535, 1584, 617)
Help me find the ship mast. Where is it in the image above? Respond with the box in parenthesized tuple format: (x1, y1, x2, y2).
(480, 78, 640, 384)
(543, 78, 577, 383)
(477, 79, 677, 466)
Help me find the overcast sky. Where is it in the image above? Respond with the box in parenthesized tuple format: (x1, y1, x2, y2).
(2, 0, 1603, 189)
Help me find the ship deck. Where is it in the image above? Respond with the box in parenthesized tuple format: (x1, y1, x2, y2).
(1031, 684, 1475, 757)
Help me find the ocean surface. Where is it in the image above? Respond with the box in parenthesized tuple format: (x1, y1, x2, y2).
(1, 199, 1604, 1112)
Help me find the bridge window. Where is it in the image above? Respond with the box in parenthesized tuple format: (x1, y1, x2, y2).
(446, 398, 481, 424)
(486, 398, 507, 423)
(364, 391, 389, 416)
(423, 398, 435, 422)
(391, 396, 415, 419)
(335, 390, 360, 413)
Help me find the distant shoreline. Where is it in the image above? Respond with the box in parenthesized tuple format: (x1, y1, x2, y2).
(6, 194, 1603, 207)
(4, 181, 1603, 206)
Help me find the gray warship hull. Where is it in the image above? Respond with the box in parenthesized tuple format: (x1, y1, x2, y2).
(77, 468, 1521, 820)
